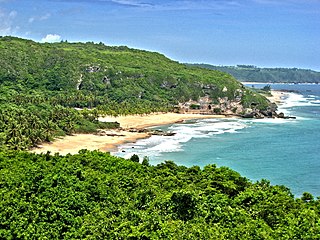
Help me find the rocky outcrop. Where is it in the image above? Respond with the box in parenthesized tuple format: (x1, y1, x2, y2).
(178, 91, 295, 119)
(241, 110, 295, 119)
(86, 65, 100, 73)
(76, 74, 83, 90)
(161, 81, 178, 89)
(128, 128, 176, 136)
(179, 95, 244, 115)
(103, 76, 111, 85)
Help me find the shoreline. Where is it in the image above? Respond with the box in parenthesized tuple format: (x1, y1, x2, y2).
(30, 113, 227, 155)
(31, 91, 288, 156)
(268, 90, 288, 104)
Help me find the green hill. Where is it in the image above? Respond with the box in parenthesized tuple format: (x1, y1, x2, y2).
(0, 36, 269, 108)
(0, 36, 270, 150)
(0, 150, 319, 239)
(0, 36, 247, 106)
(190, 64, 320, 83)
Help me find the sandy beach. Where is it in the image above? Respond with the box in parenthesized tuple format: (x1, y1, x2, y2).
(31, 113, 225, 155)
(31, 91, 286, 156)
(268, 90, 288, 104)
(98, 112, 226, 129)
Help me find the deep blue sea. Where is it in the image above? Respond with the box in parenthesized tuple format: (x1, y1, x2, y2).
(115, 84, 320, 197)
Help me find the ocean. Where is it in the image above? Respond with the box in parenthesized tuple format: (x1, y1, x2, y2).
(115, 84, 320, 197)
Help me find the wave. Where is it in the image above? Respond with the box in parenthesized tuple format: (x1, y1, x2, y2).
(242, 118, 296, 124)
(115, 119, 247, 158)
(116, 90, 320, 159)
(277, 92, 320, 117)
(280, 92, 313, 108)
(310, 99, 320, 104)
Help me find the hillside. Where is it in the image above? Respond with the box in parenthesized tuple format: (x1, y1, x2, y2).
(0, 37, 270, 108)
(189, 64, 320, 83)
(0, 36, 270, 150)
(1, 37, 253, 106)
(0, 150, 319, 239)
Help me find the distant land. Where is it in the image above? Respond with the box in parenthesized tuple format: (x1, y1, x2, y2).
(188, 64, 320, 83)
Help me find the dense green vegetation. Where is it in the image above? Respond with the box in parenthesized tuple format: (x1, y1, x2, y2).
(0, 36, 246, 106)
(0, 36, 270, 150)
(0, 103, 119, 150)
(0, 37, 319, 238)
(189, 64, 320, 83)
(0, 150, 319, 239)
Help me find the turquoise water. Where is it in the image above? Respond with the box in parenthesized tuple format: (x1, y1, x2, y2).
(115, 84, 320, 197)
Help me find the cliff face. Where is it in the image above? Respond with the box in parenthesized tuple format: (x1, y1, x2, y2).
(0, 36, 270, 112)
(179, 95, 245, 115)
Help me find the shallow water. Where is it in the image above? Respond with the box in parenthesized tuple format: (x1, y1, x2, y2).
(115, 84, 320, 197)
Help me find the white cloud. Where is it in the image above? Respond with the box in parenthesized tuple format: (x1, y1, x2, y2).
(28, 17, 35, 23)
(252, 0, 297, 5)
(108, 0, 242, 11)
(9, 10, 17, 18)
(28, 13, 51, 24)
(0, 9, 18, 36)
(39, 13, 51, 20)
(110, 0, 153, 7)
(41, 34, 61, 43)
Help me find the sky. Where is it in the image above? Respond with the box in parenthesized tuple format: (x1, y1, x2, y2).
(0, 0, 319, 70)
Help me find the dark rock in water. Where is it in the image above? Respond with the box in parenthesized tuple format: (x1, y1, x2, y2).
(269, 103, 278, 111)
(128, 127, 176, 136)
(242, 109, 296, 120)
(267, 111, 274, 117)
(150, 131, 176, 136)
(284, 116, 296, 119)
(264, 110, 278, 118)
(255, 112, 264, 119)
(163, 132, 176, 136)
(242, 112, 255, 118)
(137, 128, 146, 133)
(260, 110, 269, 117)
(106, 133, 125, 137)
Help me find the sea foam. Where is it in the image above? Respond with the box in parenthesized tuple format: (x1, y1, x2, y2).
(115, 90, 320, 159)
(277, 92, 320, 118)
(116, 119, 247, 159)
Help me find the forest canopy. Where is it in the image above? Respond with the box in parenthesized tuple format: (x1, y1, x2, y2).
(0, 150, 319, 239)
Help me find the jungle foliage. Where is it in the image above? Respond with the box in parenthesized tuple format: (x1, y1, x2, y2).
(0, 36, 247, 105)
(0, 150, 319, 239)
(190, 64, 320, 83)
(0, 36, 270, 150)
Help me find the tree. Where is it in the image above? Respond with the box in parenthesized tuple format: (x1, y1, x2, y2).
(301, 192, 314, 202)
(130, 154, 139, 163)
